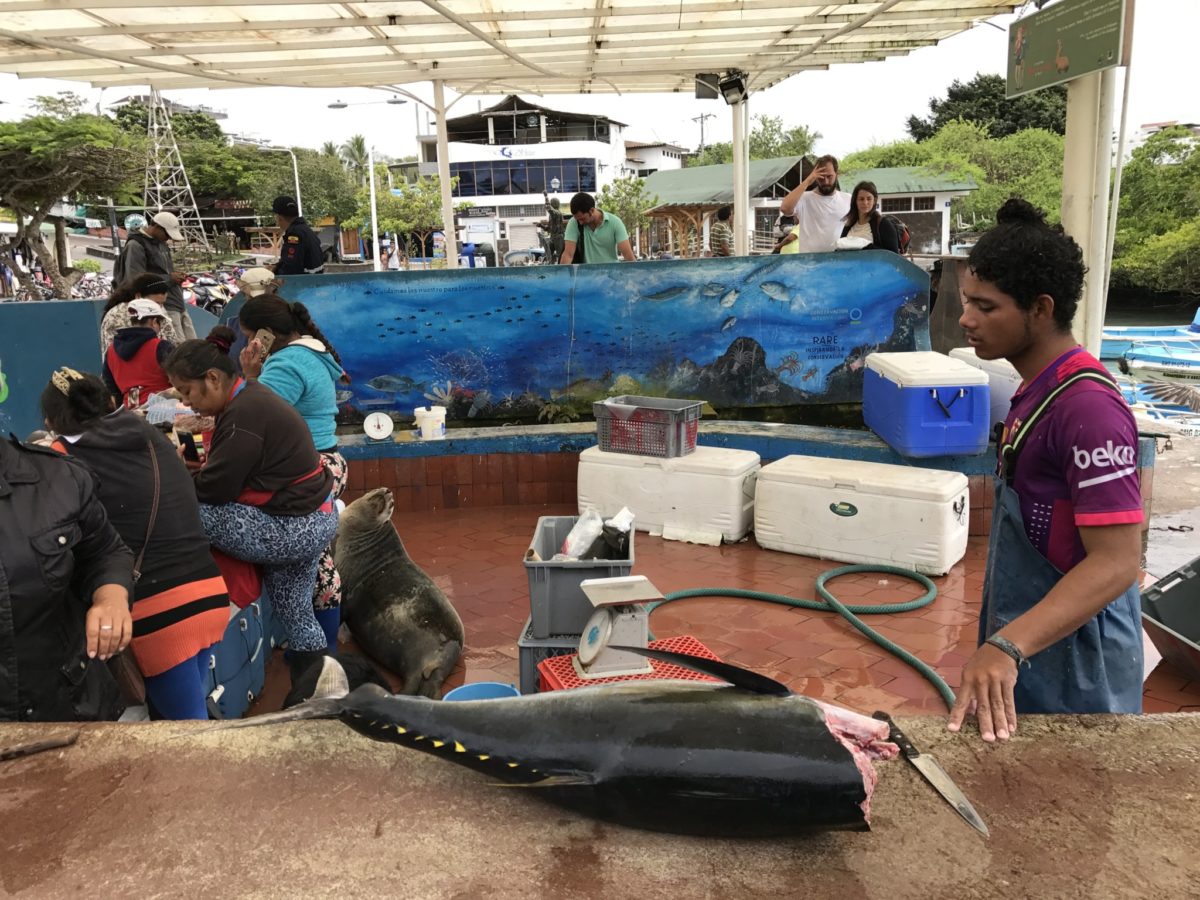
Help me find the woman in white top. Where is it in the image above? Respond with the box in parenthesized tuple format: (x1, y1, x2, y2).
(839, 181, 900, 254)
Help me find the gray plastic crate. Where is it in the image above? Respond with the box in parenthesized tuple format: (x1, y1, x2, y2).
(517, 618, 579, 694)
(524, 515, 635, 638)
(593, 394, 703, 458)
(1141, 554, 1200, 682)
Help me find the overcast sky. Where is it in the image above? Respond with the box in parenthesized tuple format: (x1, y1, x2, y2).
(0, 1, 1192, 159)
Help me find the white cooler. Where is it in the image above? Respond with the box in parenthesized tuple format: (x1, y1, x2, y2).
(949, 347, 1023, 433)
(577, 445, 760, 544)
(754, 455, 969, 575)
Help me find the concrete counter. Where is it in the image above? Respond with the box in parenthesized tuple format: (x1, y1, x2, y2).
(1, 714, 1198, 899)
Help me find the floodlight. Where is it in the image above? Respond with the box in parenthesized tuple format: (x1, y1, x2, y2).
(718, 72, 749, 106)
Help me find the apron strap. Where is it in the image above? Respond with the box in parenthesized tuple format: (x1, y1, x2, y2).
(1000, 370, 1120, 486)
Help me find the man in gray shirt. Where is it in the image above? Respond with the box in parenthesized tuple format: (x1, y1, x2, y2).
(113, 211, 195, 339)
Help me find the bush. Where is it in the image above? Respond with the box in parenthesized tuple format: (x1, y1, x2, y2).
(74, 258, 102, 274)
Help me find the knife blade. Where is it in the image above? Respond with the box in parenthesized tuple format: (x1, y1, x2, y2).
(873, 710, 989, 838)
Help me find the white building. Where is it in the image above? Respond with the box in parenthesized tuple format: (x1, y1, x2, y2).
(413, 95, 682, 254)
(625, 140, 689, 177)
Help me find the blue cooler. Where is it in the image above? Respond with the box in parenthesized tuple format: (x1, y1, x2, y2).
(863, 351, 991, 457)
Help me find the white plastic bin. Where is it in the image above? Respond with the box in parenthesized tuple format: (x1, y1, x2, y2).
(948, 347, 1022, 434)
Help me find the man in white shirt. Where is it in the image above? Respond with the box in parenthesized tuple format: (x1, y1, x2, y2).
(778, 155, 851, 253)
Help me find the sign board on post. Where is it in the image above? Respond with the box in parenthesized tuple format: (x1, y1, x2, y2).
(1006, 0, 1133, 98)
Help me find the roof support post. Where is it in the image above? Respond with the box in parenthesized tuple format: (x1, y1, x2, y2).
(368, 143, 381, 272)
(731, 96, 750, 256)
(433, 79, 459, 269)
(1060, 70, 1113, 356)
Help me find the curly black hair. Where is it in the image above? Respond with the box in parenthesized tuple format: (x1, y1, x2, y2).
(967, 198, 1086, 332)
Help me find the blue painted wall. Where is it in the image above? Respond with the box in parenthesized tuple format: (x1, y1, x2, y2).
(0, 300, 218, 437)
(279, 252, 930, 422)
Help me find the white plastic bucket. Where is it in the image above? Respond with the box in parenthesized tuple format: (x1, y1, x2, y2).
(413, 405, 447, 440)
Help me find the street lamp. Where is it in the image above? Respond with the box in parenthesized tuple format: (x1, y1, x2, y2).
(258, 145, 302, 218)
(328, 98, 411, 273)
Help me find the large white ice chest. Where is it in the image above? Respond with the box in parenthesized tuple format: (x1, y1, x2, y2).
(577, 445, 760, 543)
(754, 455, 969, 575)
(948, 347, 1022, 434)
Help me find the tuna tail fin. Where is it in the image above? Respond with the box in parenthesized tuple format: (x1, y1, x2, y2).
(609, 646, 792, 696)
(181, 697, 346, 738)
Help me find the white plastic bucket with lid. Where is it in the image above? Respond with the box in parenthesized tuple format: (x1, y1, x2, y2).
(413, 405, 447, 440)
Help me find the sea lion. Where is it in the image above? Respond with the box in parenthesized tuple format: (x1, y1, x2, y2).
(333, 487, 465, 697)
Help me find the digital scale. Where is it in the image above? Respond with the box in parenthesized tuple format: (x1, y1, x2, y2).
(573, 575, 662, 680)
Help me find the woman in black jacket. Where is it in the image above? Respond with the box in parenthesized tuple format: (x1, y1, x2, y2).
(41, 370, 229, 720)
(840, 181, 900, 253)
(0, 417, 134, 722)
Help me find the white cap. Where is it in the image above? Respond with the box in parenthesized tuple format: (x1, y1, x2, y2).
(127, 298, 169, 321)
(150, 211, 184, 241)
(236, 266, 277, 298)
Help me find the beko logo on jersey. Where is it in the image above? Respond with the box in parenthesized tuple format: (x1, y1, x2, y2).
(1072, 442, 1136, 469)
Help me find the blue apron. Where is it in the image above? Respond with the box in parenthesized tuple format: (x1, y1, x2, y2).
(978, 369, 1143, 714)
(978, 479, 1143, 713)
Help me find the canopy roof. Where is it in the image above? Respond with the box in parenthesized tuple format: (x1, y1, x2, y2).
(841, 166, 977, 193)
(0, 1, 1022, 95)
(644, 156, 806, 209)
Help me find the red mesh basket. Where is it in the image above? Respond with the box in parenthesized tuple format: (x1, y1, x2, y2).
(537, 635, 722, 692)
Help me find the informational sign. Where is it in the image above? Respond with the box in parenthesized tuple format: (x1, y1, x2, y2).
(1006, 0, 1133, 98)
(84, 218, 103, 229)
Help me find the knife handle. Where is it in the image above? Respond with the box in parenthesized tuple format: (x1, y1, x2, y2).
(873, 710, 919, 760)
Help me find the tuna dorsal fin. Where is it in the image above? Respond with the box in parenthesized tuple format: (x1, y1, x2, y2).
(609, 646, 792, 696)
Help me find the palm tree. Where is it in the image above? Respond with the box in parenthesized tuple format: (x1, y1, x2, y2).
(320, 140, 340, 158)
(340, 134, 369, 187)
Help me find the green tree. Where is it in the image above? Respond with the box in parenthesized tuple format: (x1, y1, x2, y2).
(32, 91, 89, 120)
(112, 98, 227, 144)
(1110, 126, 1200, 296)
(686, 115, 820, 167)
(0, 113, 141, 296)
(320, 141, 340, 157)
(359, 175, 455, 259)
(907, 73, 1067, 142)
(597, 176, 659, 240)
(341, 135, 370, 187)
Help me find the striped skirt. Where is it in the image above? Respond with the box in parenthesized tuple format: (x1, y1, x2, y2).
(130, 573, 230, 677)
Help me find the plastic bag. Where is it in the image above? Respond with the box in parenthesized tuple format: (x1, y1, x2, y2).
(560, 507, 604, 559)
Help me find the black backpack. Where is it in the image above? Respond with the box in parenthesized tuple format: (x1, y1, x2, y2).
(883, 215, 911, 255)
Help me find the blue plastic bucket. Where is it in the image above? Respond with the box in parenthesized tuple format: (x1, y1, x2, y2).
(443, 682, 520, 701)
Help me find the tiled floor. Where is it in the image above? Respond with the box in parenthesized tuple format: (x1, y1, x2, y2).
(390, 502, 1200, 716)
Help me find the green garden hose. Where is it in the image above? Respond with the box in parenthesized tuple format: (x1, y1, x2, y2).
(646, 563, 957, 710)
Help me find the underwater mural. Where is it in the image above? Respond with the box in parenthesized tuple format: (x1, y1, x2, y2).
(285, 251, 931, 424)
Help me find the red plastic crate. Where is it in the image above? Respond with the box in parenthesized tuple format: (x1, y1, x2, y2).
(537, 635, 722, 692)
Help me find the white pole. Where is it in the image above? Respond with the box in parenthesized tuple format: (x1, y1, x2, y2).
(368, 144, 381, 273)
(1104, 60, 1134, 300)
(1084, 69, 1116, 357)
(288, 149, 303, 218)
(434, 80, 459, 269)
(731, 99, 749, 256)
(1060, 74, 1101, 351)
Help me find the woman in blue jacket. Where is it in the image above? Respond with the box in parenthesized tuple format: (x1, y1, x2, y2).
(237, 295, 348, 651)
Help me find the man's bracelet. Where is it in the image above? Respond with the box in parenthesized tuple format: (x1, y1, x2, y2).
(985, 635, 1030, 668)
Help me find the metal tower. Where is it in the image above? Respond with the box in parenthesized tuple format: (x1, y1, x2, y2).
(144, 89, 209, 250)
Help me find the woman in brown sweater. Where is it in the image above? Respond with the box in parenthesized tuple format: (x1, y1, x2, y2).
(163, 340, 337, 679)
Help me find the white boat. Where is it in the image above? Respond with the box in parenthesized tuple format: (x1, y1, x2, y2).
(1102, 307, 1200, 360)
(1119, 345, 1200, 386)
(1127, 379, 1200, 438)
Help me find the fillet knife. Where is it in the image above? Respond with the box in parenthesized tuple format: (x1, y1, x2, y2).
(873, 711, 989, 838)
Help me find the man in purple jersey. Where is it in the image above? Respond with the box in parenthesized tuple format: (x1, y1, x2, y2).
(948, 199, 1143, 743)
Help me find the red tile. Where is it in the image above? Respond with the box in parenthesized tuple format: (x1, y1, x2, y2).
(530, 481, 549, 505)
(518, 454, 535, 482)
(501, 454, 519, 483)
(531, 453, 548, 482)
(455, 455, 474, 485)
(502, 480, 519, 505)
(1141, 696, 1184, 713)
(819, 647, 885, 668)
(486, 454, 504, 484)
(362, 458, 381, 489)
(471, 454, 489, 485)
(346, 460, 366, 492)
(392, 486, 413, 513)
(425, 456, 444, 485)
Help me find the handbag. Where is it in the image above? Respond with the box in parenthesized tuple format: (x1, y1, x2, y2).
(106, 438, 162, 708)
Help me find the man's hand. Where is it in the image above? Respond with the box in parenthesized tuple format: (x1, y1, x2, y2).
(947, 643, 1019, 742)
(86, 584, 132, 661)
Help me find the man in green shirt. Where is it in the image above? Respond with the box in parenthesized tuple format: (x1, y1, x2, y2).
(709, 205, 734, 257)
(560, 192, 636, 264)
